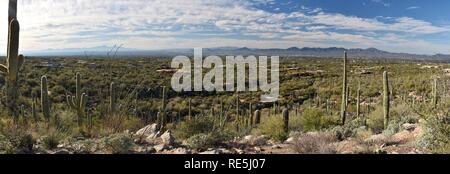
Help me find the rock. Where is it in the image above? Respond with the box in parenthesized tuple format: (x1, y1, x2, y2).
(160, 130, 175, 146)
(54, 149, 71, 154)
(364, 134, 389, 144)
(172, 148, 190, 154)
(217, 148, 232, 154)
(135, 124, 158, 137)
(144, 134, 160, 144)
(154, 144, 168, 152)
(271, 144, 282, 149)
(334, 140, 371, 154)
(252, 135, 268, 146)
(254, 147, 262, 152)
(235, 148, 245, 154)
(240, 135, 268, 146)
(199, 149, 219, 154)
(374, 149, 388, 154)
(402, 123, 416, 131)
(285, 137, 296, 144)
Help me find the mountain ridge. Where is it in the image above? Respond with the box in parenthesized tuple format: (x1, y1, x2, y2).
(11, 46, 450, 60)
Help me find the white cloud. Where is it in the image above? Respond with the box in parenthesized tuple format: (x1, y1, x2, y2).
(0, 0, 449, 54)
(371, 0, 390, 7)
(406, 6, 420, 10)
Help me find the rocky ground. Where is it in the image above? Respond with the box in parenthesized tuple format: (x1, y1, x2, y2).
(29, 122, 424, 154)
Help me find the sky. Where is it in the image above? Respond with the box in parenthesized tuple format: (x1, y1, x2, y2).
(1, 0, 450, 55)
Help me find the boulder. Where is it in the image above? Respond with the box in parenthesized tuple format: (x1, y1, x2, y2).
(135, 124, 158, 137)
(172, 148, 190, 154)
(364, 134, 389, 144)
(284, 137, 296, 144)
(54, 149, 71, 154)
(160, 130, 175, 146)
(240, 135, 268, 146)
(154, 144, 168, 152)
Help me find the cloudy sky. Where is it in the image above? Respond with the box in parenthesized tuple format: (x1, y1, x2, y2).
(1, 0, 450, 55)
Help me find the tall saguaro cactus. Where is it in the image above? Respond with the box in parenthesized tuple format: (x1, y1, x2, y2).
(156, 86, 167, 132)
(109, 82, 116, 114)
(356, 81, 361, 118)
(188, 98, 192, 120)
(66, 73, 87, 126)
(383, 71, 390, 130)
(282, 108, 289, 135)
(432, 78, 438, 108)
(41, 76, 51, 122)
(32, 95, 37, 121)
(340, 52, 347, 125)
(254, 110, 261, 125)
(0, 0, 24, 119)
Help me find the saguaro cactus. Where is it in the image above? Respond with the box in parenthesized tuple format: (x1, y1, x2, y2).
(254, 110, 261, 125)
(109, 82, 116, 114)
(283, 108, 289, 135)
(236, 93, 240, 118)
(0, 0, 24, 119)
(356, 81, 361, 118)
(31, 95, 37, 121)
(156, 86, 167, 132)
(340, 52, 347, 125)
(41, 76, 51, 122)
(383, 71, 390, 130)
(66, 73, 87, 126)
(249, 103, 253, 127)
(432, 78, 438, 108)
(188, 98, 192, 120)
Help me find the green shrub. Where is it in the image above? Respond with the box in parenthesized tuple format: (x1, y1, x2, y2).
(185, 132, 226, 150)
(258, 116, 288, 142)
(0, 126, 35, 153)
(416, 116, 450, 153)
(383, 104, 419, 136)
(292, 132, 337, 154)
(366, 105, 385, 134)
(101, 133, 134, 154)
(174, 116, 215, 140)
(300, 108, 336, 131)
(42, 131, 63, 150)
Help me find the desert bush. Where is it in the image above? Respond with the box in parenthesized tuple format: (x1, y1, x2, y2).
(174, 116, 215, 140)
(0, 134, 15, 154)
(383, 104, 419, 136)
(366, 105, 385, 134)
(0, 124, 35, 153)
(185, 132, 226, 150)
(416, 115, 450, 153)
(299, 108, 336, 131)
(292, 132, 337, 154)
(258, 116, 288, 141)
(101, 133, 134, 154)
(330, 119, 361, 141)
(42, 129, 64, 150)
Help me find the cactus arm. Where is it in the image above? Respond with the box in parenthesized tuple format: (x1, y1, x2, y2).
(66, 95, 75, 109)
(80, 93, 87, 109)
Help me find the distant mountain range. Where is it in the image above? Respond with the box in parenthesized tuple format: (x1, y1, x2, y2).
(16, 46, 450, 60)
